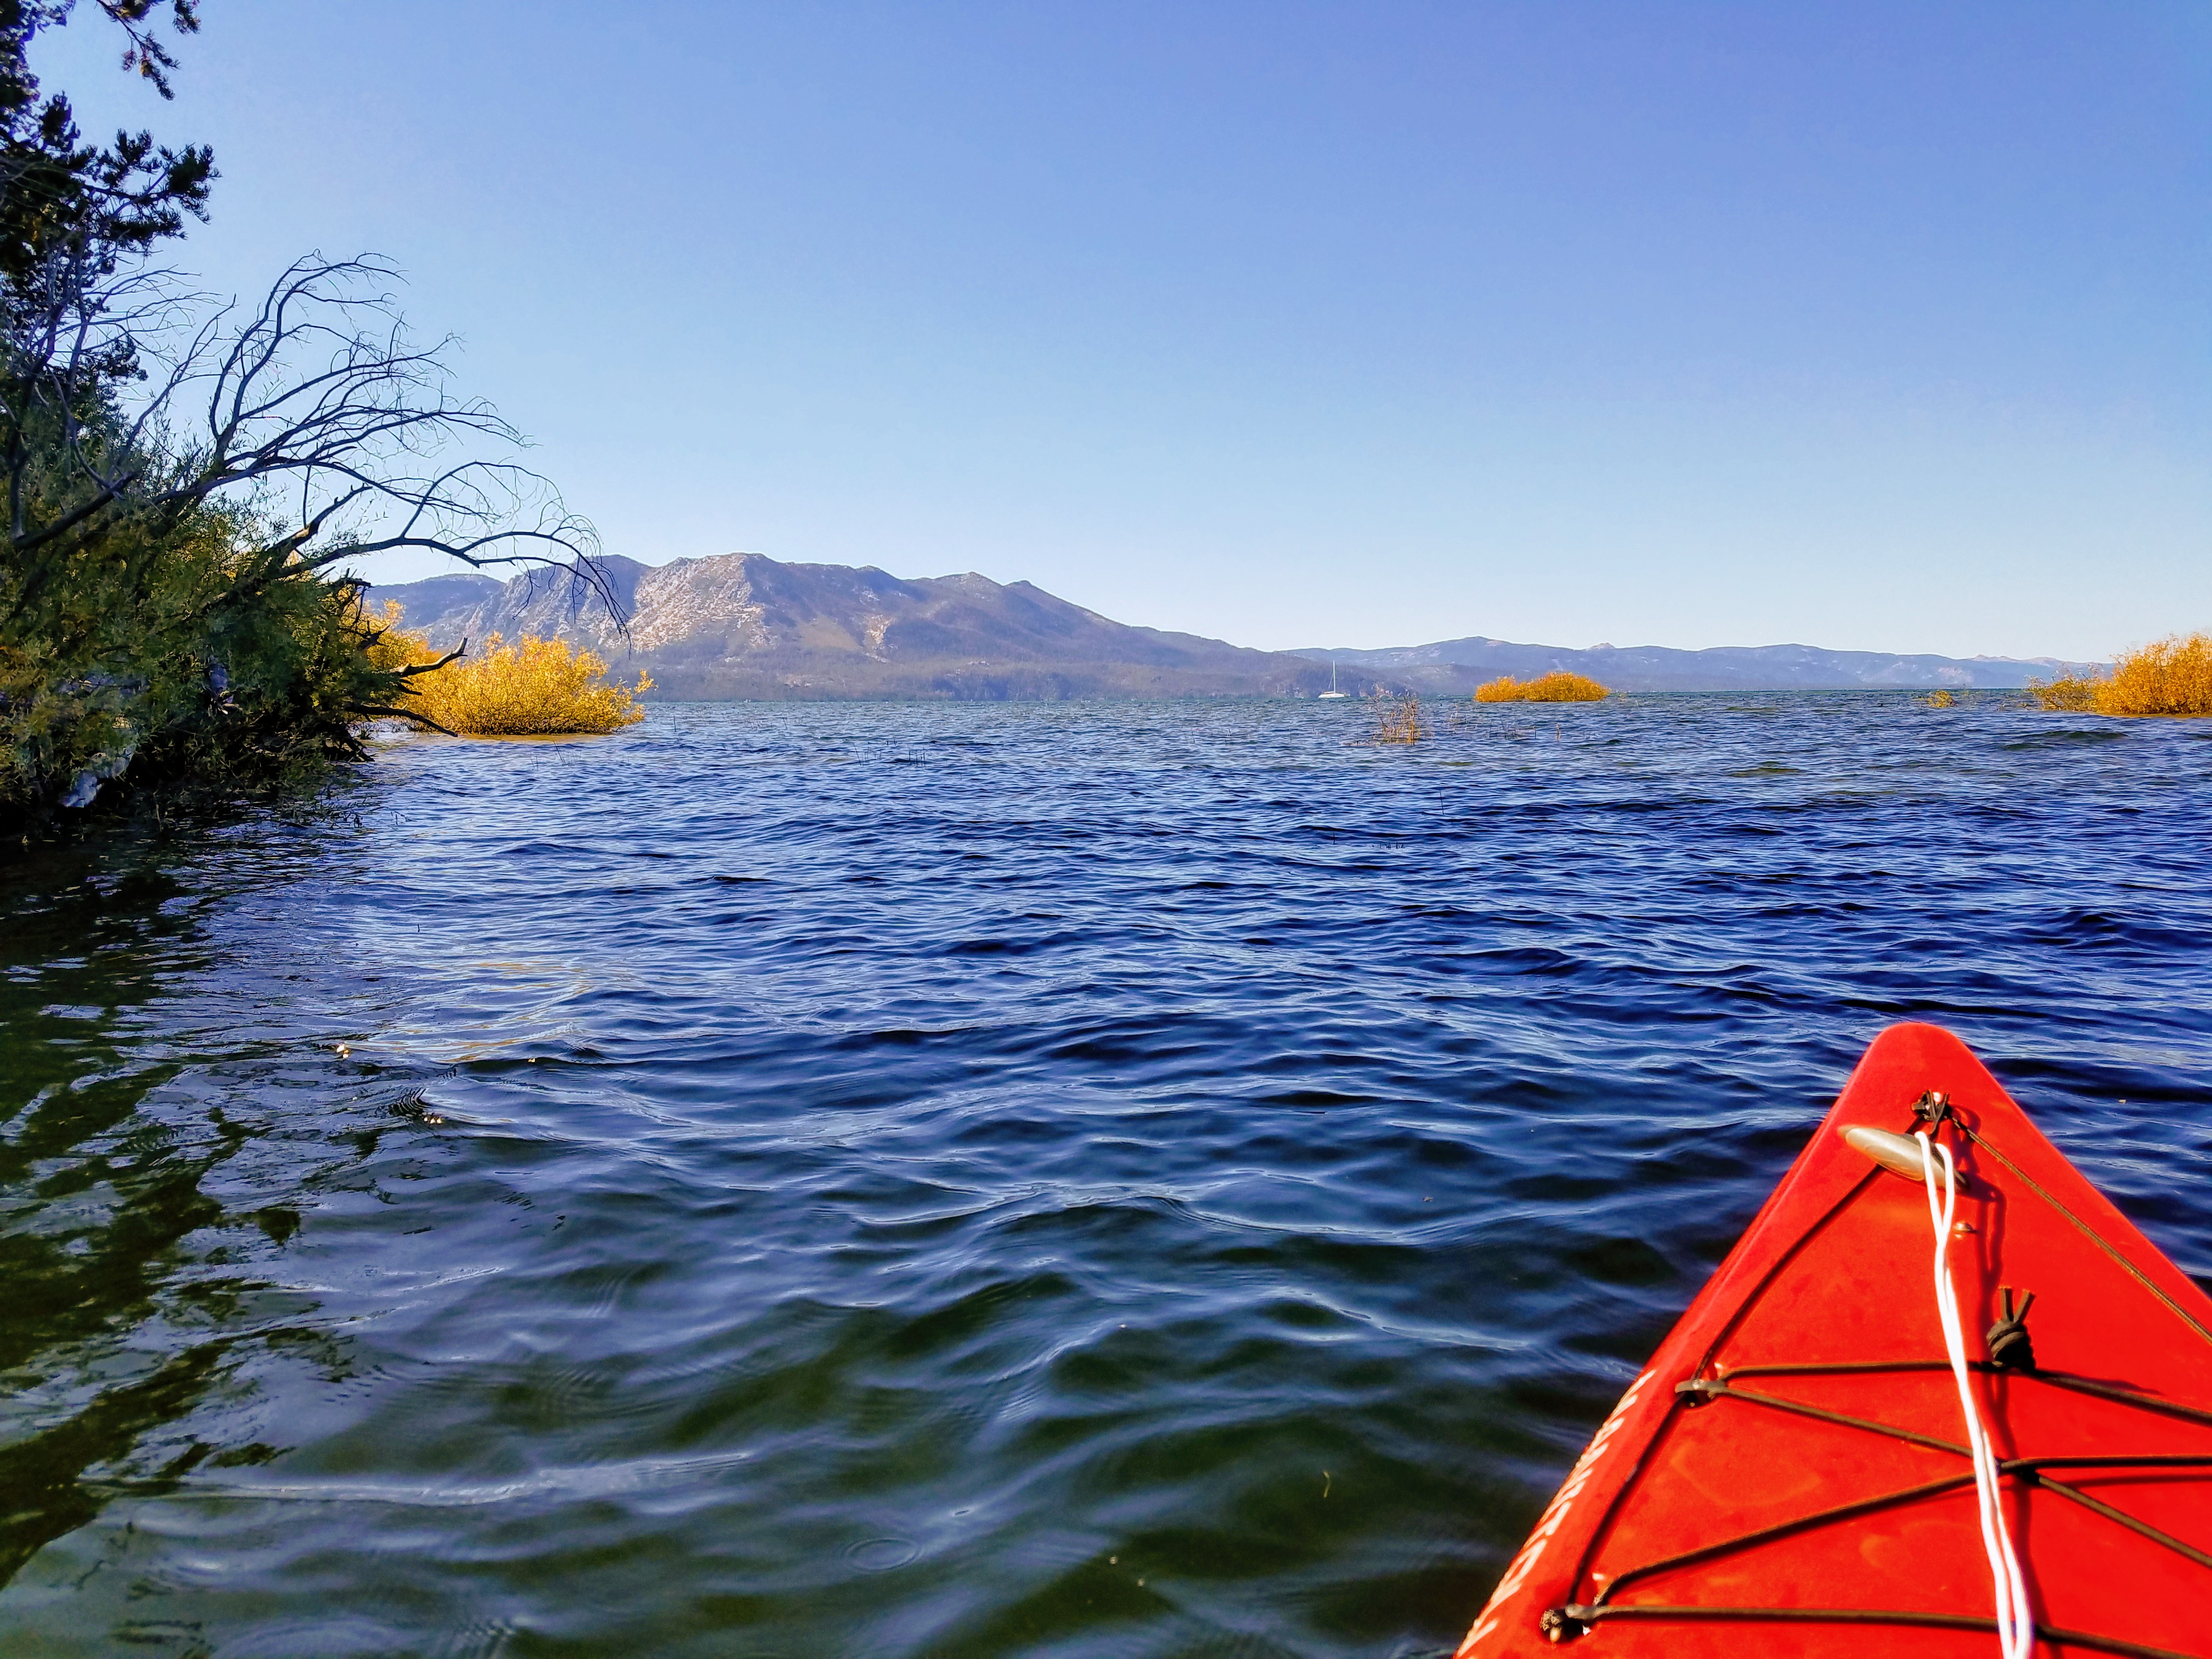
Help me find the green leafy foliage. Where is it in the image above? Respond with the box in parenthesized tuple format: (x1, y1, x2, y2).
(0, 420, 417, 819)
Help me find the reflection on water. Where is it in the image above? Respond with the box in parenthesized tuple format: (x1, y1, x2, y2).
(1, 695, 2208, 1657)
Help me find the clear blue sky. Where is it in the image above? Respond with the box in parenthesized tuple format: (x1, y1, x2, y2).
(35, 2, 2212, 658)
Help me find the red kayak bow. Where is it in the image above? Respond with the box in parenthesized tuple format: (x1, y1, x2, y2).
(1460, 1022, 2212, 1658)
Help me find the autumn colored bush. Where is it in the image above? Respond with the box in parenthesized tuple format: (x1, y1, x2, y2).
(2024, 673, 2102, 713)
(1473, 671, 1610, 704)
(2097, 633, 2212, 716)
(2026, 634, 2212, 718)
(369, 604, 649, 736)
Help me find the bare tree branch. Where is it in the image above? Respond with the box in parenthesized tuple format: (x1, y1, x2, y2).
(396, 644, 466, 678)
(3, 251, 620, 627)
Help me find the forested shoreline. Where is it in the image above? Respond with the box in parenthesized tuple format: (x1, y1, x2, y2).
(0, 1, 599, 844)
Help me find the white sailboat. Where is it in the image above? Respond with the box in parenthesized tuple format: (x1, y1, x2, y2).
(1319, 657, 1348, 698)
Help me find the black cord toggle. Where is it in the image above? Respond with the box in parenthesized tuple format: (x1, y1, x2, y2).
(1912, 1089, 1953, 1128)
(1985, 1287, 2037, 1372)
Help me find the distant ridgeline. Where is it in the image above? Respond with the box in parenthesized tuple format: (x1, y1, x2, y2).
(370, 555, 2086, 702)
(1289, 637, 2091, 695)
(368, 555, 1358, 701)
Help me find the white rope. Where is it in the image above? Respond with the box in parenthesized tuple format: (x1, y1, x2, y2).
(1917, 1128, 2035, 1658)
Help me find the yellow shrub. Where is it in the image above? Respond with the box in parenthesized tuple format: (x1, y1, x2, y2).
(1474, 671, 1610, 704)
(2026, 634, 2212, 718)
(366, 603, 650, 735)
(1373, 692, 1424, 743)
(1924, 689, 1956, 708)
(2098, 632, 2212, 717)
(2024, 672, 2102, 713)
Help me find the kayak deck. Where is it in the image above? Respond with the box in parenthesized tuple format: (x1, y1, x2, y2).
(1461, 1023, 2212, 1657)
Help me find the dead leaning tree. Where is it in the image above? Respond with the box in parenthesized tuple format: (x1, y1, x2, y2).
(215, 253, 617, 725)
(7, 248, 618, 657)
(1, 249, 621, 805)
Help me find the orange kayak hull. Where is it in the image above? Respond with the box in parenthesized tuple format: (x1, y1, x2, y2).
(1459, 1022, 2212, 1658)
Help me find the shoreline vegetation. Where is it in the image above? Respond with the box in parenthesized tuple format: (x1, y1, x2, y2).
(0, 8, 602, 842)
(369, 605, 649, 736)
(2026, 633, 2212, 719)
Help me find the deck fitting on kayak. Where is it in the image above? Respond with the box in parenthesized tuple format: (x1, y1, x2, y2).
(1537, 1605, 1588, 1641)
(1839, 1122, 1973, 1191)
(1673, 1376, 1722, 1408)
(1912, 1087, 1954, 1126)
(1987, 1288, 2037, 1370)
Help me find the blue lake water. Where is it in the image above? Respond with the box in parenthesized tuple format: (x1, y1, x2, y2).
(2, 693, 2209, 1657)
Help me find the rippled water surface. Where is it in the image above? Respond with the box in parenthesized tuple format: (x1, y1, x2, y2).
(4, 695, 2210, 1658)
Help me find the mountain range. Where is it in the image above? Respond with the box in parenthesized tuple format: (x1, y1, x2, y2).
(365, 555, 2083, 699)
(1288, 637, 2084, 695)
(366, 554, 1346, 699)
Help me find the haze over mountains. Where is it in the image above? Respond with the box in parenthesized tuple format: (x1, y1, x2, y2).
(369, 555, 2083, 700)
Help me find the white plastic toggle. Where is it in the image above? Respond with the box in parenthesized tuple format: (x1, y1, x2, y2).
(1842, 1124, 1972, 1193)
